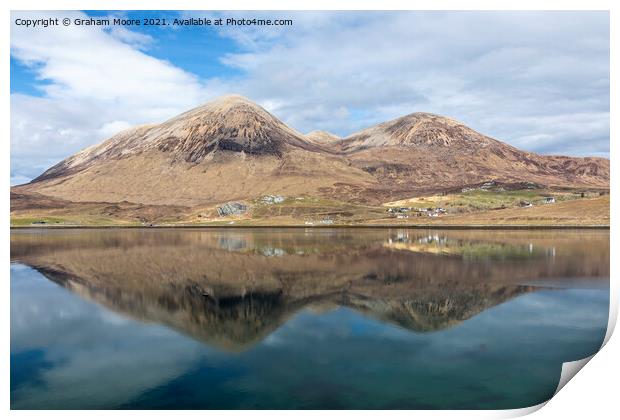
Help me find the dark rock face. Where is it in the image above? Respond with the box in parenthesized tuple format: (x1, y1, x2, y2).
(156, 101, 293, 161)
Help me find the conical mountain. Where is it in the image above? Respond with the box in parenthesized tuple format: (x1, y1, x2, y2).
(17, 95, 375, 206)
(13, 96, 609, 213)
(339, 112, 494, 152)
(339, 112, 609, 196)
(35, 95, 321, 182)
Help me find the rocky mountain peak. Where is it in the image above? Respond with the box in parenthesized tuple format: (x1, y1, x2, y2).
(22, 95, 609, 209)
(340, 112, 495, 152)
(34, 96, 319, 182)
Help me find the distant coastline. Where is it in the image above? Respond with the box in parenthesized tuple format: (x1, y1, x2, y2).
(10, 224, 611, 230)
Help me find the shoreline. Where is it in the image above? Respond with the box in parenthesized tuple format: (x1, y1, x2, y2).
(9, 224, 611, 230)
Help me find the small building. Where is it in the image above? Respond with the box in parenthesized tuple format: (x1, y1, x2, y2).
(261, 195, 285, 204)
(542, 197, 556, 204)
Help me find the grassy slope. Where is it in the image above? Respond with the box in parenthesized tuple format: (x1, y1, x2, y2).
(426, 195, 610, 226)
(10, 215, 142, 227)
(384, 190, 594, 212)
(10, 191, 610, 227)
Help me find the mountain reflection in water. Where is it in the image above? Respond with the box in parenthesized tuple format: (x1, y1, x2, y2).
(10, 228, 609, 351)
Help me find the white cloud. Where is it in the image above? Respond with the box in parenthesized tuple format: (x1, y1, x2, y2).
(11, 11, 205, 104)
(97, 120, 133, 138)
(204, 11, 609, 156)
(10, 10, 226, 184)
(107, 26, 154, 50)
(10, 11, 609, 184)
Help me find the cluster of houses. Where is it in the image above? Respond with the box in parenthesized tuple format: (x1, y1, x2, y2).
(387, 194, 557, 218)
(387, 206, 447, 218)
(519, 196, 555, 208)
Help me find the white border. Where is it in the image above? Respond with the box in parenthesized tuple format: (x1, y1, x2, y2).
(2, 1, 617, 419)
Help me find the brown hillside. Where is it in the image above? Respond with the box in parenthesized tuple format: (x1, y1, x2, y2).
(12, 95, 609, 211)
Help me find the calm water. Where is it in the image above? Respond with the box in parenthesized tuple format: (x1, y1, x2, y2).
(10, 228, 609, 409)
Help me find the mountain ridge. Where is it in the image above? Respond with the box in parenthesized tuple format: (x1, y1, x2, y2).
(13, 94, 609, 213)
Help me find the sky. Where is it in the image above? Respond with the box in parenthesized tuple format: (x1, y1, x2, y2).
(10, 10, 610, 185)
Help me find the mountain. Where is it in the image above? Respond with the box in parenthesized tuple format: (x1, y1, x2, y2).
(11, 95, 609, 220)
(340, 112, 492, 151)
(15, 95, 375, 207)
(36, 94, 319, 181)
(334, 112, 609, 200)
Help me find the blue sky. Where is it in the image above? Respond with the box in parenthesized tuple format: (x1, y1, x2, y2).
(11, 11, 244, 94)
(90, 11, 245, 80)
(10, 10, 610, 185)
